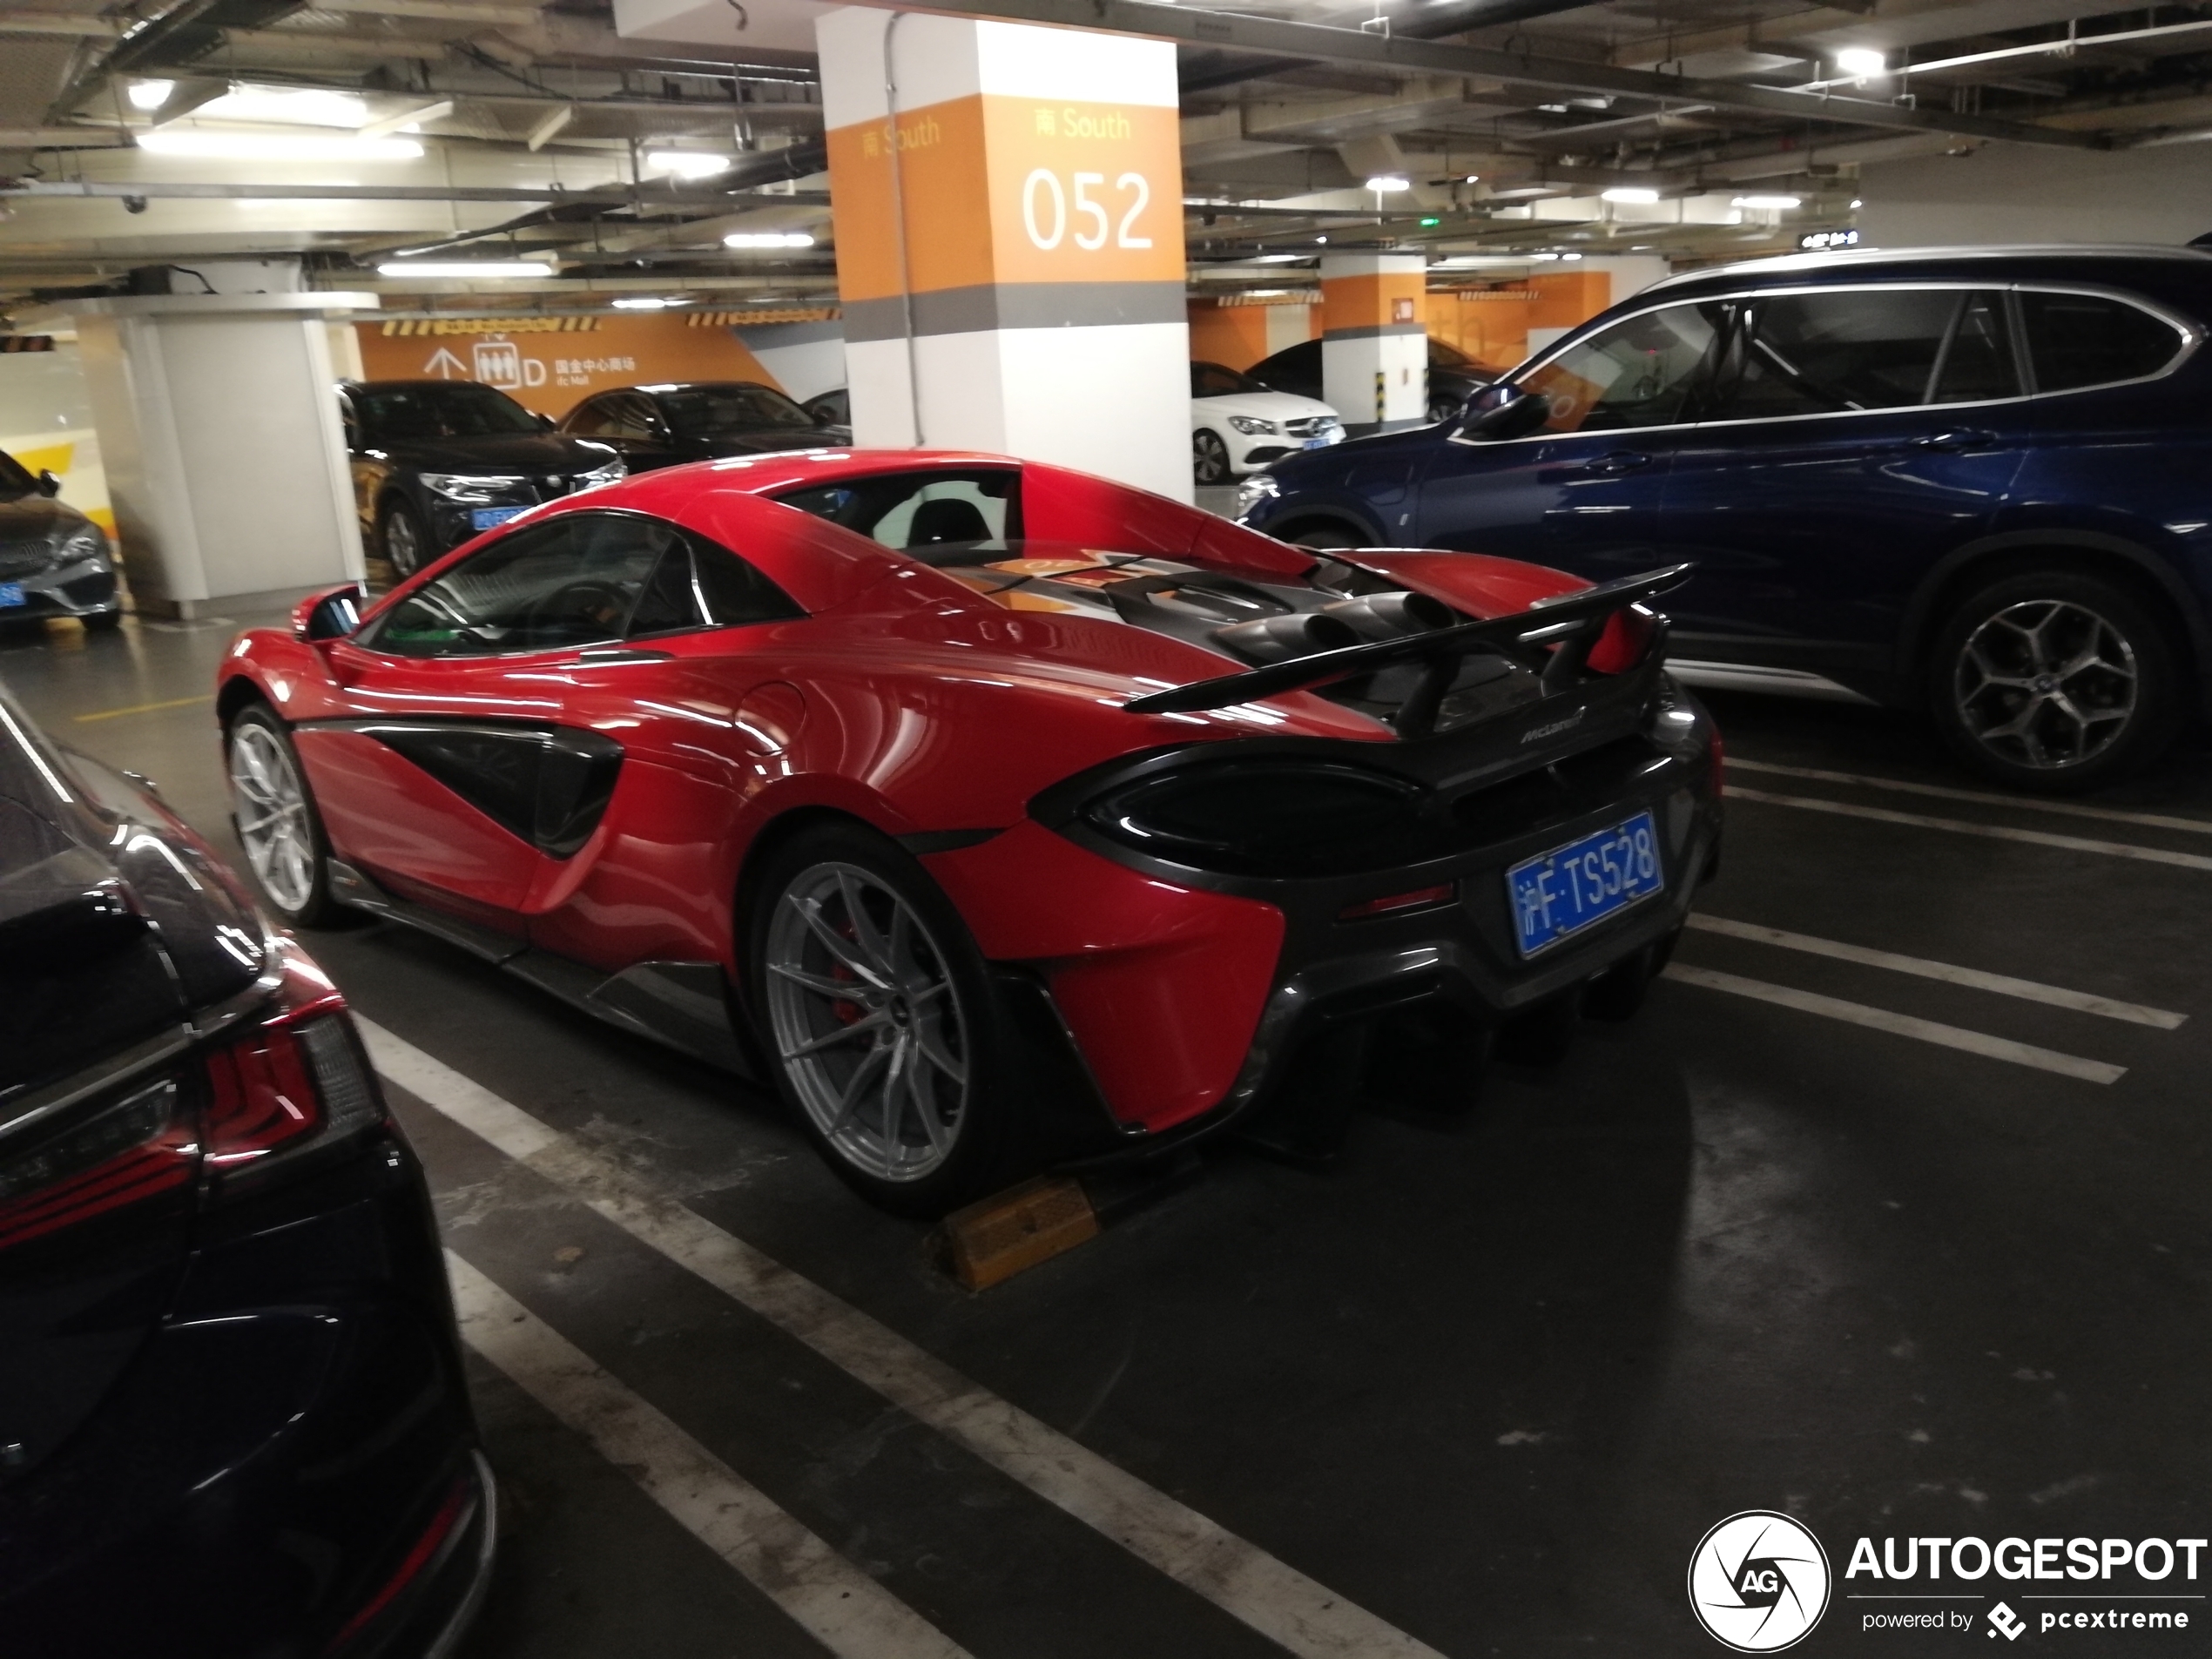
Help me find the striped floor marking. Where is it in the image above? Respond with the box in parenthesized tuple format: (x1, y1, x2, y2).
(448, 1252, 973, 1659)
(1662, 965, 2127, 1084)
(363, 1021, 1446, 1659)
(1727, 786, 2212, 875)
(1685, 915, 2186, 1029)
(1728, 759, 2212, 838)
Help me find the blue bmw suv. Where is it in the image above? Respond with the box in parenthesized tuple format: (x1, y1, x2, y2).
(1239, 245, 2212, 792)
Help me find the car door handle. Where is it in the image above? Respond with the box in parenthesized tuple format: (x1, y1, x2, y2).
(1911, 429, 1994, 452)
(1589, 450, 1653, 475)
(568, 644, 674, 666)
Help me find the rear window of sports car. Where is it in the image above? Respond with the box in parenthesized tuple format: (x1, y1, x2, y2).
(772, 469, 1021, 551)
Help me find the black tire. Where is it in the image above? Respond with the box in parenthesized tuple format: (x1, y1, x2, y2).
(1427, 394, 1464, 425)
(1927, 565, 2180, 792)
(81, 609, 125, 633)
(224, 703, 347, 927)
(745, 822, 1028, 1217)
(1284, 523, 1361, 550)
(379, 497, 432, 579)
(1192, 429, 1233, 487)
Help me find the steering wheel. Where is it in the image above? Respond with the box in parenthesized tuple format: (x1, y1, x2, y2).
(524, 578, 632, 643)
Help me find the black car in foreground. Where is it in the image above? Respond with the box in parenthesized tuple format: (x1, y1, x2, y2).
(0, 450, 121, 632)
(0, 682, 490, 1656)
(1249, 337, 1502, 426)
(556, 380, 849, 470)
(342, 380, 624, 577)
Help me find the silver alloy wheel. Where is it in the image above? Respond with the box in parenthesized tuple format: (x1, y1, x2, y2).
(229, 721, 318, 914)
(762, 861, 970, 1184)
(1954, 597, 2139, 771)
(1193, 431, 1231, 486)
(384, 507, 422, 577)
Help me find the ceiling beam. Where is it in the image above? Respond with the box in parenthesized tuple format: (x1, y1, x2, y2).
(938, 0, 2106, 149)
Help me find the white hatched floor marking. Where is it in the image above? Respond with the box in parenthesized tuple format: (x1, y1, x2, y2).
(446, 1252, 973, 1659)
(1684, 915, 2186, 1029)
(1729, 758, 2212, 836)
(361, 1021, 1446, 1659)
(1726, 786, 2212, 874)
(1662, 965, 2128, 1084)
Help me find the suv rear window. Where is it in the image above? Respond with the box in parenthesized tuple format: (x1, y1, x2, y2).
(2020, 292, 2187, 393)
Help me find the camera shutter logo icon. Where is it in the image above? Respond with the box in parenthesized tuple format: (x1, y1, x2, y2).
(1688, 1511, 1831, 1652)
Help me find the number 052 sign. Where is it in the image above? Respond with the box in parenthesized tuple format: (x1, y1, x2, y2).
(996, 101, 1181, 283)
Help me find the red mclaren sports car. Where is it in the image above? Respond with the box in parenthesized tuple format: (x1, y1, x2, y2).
(216, 450, 1722, 1212)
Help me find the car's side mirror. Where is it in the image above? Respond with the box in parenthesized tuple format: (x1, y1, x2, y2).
(1455, 390, 1552, 442)
(293, 580, 366, 642)
(35, 469, 61, 497)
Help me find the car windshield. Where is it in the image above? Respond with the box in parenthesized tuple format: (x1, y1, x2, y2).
(659, 385, 816, 435)
(352, 383, 542, 440)
(0, 449, 34, 500)
(1192, 362, 1266, 397)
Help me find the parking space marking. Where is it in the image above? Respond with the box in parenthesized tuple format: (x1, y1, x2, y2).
(1661, 965, 2128, 1083)
(365, 1021, 1447, 1659)
(1685, 915, 2187, 1029)
(1729, 759, 2212, 837)
(1728, 786, 2212, 874)
(69, 693, 213, 723)
(448, 1252, 974, 1659)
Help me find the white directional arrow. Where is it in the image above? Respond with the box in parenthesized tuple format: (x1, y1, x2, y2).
(423, 347, 467, 378)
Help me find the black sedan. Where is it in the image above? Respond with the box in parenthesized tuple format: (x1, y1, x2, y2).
(342, 380, 626, 577)
(0, 449, 121, 632)
(0, 683, 491, 1656)
(557, 381, 848, 472)
(1249, 337, 1504, 426)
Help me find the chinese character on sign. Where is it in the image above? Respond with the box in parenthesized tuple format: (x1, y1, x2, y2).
(1035, 107, 1056, 136)
(862, 129, 880, 158)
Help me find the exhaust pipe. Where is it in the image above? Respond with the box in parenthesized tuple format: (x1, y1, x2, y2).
(1212, 610, 1362, 664)
(1318, 590, 1455, 639)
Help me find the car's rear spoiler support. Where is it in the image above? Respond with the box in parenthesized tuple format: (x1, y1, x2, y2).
(1122, 563, 1693, 738)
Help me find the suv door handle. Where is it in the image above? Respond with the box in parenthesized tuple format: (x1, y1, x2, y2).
(1912, 429, 1994, 452)
(1589, 450, 1653, 475)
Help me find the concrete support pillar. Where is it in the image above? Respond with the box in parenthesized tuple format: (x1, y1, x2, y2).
(1319, 253, 1428, 434)
(25, 292, 375, 618)
(817, 7, 1190, 501)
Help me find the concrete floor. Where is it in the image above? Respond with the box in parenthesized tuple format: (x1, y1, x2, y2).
(6, 606, 2209, 1657)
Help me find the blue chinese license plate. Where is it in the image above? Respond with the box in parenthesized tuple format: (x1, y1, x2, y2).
(1507, 810, 1662, 957)
(0, 583, 22, 609)
(470, 505, 527, 532)
(1302, 436, 1332, 449)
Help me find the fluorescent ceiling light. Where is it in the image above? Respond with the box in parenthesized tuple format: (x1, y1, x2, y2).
(1561, 252, 1584, 260)
(1364, 174, 1410, 192)
(647, 151, 733, 178)
(1834, 46, 1886, 76)
(723, 232, 814, 248)
(127, 79, 174, 111)
(611, 296, 685, 309)
(1602, 187, 1662, 205)
(1247, 253, 1308, 263)
(140, 132, 421, 160)
(196, 84, 369, 127)
(377, 260, 555, 278)
(1732, 194, 1803, 210)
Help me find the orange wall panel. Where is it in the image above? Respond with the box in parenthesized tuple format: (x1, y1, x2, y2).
(356, 314, 783, 420)
(1527, 272, 1613, 331)
(1186, 303, 1271, 370)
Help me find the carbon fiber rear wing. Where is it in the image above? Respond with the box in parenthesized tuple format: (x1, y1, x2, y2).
(1123, 563, 1693, 736)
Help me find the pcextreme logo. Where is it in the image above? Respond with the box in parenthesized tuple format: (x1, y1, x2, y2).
(1689, 1511, 1833, 1652)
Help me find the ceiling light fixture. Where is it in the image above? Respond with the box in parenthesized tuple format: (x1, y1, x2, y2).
(646, 151, 734, 179)
(611, 296, 686, 309)
(723, 232, 815, 248)
(196, 84, 369, 127)
(138, 132, 421, 160)
(376, 260, 555, 278)
(126, 79, 174, 111)
(1834, 46, 1887, 77)
(1602, 187, 1662, 205)
(1365, 174, 1411, 192)
(1732, 193, 1803, 210)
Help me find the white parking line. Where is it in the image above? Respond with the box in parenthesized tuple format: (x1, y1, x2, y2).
(363, 1021, 1447, 1659)
(1728, 786, 2212, 874)
(447, 1252, 973, 1659)
(1684, 915, 2187, 1029)
(1661, 965, 2128, 1083)
(1729, 759, 2212, 836)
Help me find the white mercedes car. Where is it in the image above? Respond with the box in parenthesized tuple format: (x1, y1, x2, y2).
(1190, 361, 1344, 485)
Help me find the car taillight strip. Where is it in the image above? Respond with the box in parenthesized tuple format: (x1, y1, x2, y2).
(327, 1474, 471, 1650)
(203, 1029, 321, 1166)
(0, 1080, 192, 1251)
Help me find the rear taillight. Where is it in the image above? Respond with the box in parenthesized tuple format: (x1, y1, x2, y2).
(0, 1078, 195, 1251)
(202, 941, 381, 1178)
